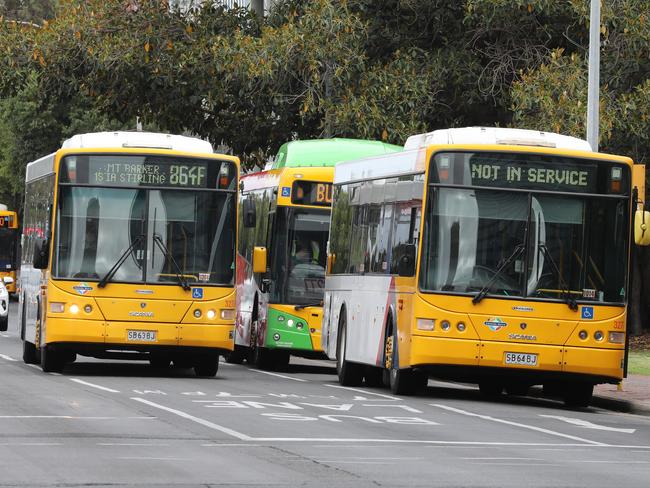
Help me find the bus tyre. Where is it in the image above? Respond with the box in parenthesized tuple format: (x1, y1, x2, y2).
(505, 382, 529, 396)
(563, 382, 593, 408)
(364, 366, 384, 387)
(40, 345, 64, 373)
(389, 368, 419, 396)
(0, 316, 7, 332)
(22, 340, 38, 364)
(194, 357, 219, 377)
(225, 346, 246, 364)
(336, 320, 363, 386)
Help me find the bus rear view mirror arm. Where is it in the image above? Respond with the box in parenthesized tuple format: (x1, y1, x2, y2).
(32, 237, 50, 270)
(396, 244, 416, 277)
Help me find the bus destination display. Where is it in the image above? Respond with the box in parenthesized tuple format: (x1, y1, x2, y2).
(291, 181, 333, 206)
(468, 156, 597, 192)
(89, 161, 207, 188)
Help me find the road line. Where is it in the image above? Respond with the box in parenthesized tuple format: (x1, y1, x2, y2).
(0, 415, 153, 420)
(202, 443, 263, 447)
(118, 457, 191, 461)
(0, 442, 63, 446)
(0, 333, 10, 338)
(249, 369, 307, 382)
(249, 438, 594, 446)
(26, 364, 40, 370)
(130, 397, 252, 441)
(539, 414, 636, 434)
(0, 353, 17, 361)
(98, 443, 169, 446)
(430, 404, 607, 446)
(324, 384, 401, 400)
(69, 378, 120, 393)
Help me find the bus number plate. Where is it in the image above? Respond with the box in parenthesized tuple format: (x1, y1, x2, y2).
(504, 352, 538, 366)
(127, 330, 157, 342)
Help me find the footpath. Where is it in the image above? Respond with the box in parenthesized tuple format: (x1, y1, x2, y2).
(593, 374, 650, 415)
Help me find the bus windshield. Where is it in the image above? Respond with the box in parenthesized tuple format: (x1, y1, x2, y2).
(270, 208, 329, 305)
(0, 228, 17, 270)
(54, 186, 235, 286)
(419, 153, 629, 305)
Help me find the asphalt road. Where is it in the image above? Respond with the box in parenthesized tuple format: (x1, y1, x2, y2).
(1, 302, 649, 488)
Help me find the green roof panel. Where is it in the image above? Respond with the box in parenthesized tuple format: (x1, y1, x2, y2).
(273, 138, 402, 169)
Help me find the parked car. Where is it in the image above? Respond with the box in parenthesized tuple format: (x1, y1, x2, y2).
(0, 277, 10, 331)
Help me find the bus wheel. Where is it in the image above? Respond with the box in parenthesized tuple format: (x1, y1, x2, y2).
(563, 382, 593, 408)
(40, 345, 64, 373)
(194, 357, 219, 377)
(225, 346, 246, 364)
(364, 366, 384, 387)
(249, 320, 274, 370)
(479, 380, 503, 398)
(22, 340, 38, 364)
(271, 350, 290, 371)
(336, 319, 363, 386)
(385, 327, 418, 396)
(0, 316, 7, 332)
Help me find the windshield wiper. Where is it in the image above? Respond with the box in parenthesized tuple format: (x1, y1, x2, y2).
(538, 244, 578, 311)
(98, 234, 144, 288)
(295, 300, 323, 310)
(472, 244, 525, 305)
(152, 233, 190, 291)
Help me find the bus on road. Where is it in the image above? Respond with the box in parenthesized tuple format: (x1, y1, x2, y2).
(233, 139, 401, 369)
(0, 205, 19, 295)
(19, 131, 239, 375)
(323, 127, 649, 407)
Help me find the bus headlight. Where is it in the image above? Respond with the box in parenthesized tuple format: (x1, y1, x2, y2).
(578, 330, 588, 340)
(416, 318, 435, 331)
(84, 304, 93, 314)
(193, 309, 202, 318)
(206, 309, 216, 320)
(440, 320, 451, 331)
(594, 330, 604, 341)
(50, 302, 65, 313)
(69, 304, 79, 314)
(220, 309, 234, 320)
(457, 322, 466, 332)
(608, 332, 625, 344)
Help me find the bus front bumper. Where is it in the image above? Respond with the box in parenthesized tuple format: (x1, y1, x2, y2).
(44, 317, 234, 352)
(410, 335, 624, 383)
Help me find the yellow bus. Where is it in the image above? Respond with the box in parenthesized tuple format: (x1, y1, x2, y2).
(232, 139, 401, 369)
(323, 127, 649, 407)
(0, 206, 19, 295)
(19, 131, 239, 375)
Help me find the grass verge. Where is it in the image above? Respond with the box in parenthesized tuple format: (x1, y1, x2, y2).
(628, 351, 650, 376)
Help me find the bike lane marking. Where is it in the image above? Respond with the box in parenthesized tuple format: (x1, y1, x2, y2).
(430, 404, 606, 446)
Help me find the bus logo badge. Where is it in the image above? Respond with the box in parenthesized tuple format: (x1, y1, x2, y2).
(192, 288, 204, 299)
(73, 283, 93, 295)
(581, 306, 594, 320)
(484, 317, 507, 331)
(281, 186, 291, 197)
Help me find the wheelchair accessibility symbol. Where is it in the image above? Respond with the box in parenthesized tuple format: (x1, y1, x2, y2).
(581, 306, 594, 320)
(192, 288, 204, 299)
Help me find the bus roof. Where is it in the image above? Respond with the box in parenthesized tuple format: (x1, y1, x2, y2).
(272, 138, 402, 169)
(404, 127, 592, 152)
(62, 131, 214, 153)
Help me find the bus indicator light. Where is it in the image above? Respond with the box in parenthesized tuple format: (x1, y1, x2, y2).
(50, 302, 64, 313)
(608, 331, 625, 344)
(416, 318, 435, 331)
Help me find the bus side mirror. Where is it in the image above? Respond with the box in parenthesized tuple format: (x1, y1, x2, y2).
(253, 246, 267, 274)
(33, 237, 50, 269)
(634, 210, 650, 246)
(396, 243, 416, 277)
(243, 198, 256, 228)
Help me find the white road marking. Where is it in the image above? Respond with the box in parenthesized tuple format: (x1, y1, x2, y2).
(118, 457, 191, 461)
(202, 443, 263, 447)
(248, 438, 600, 446)
(0, 333, 10, 338)
(325, 384, 401, 401)
(249, 369, 307, 382)
(69, 378, 120, 393)
(98, 443, 168, 446)
(0, 442, 63, 446)
(430, 404, 606, 446)
(26, 364, 40, 370)
(539, 415, 637, 434)
(0, 416, 154, 420)
(0, 353, 17, 361)
(462, 457, 544, 461)
(131, 397, 252, 441)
